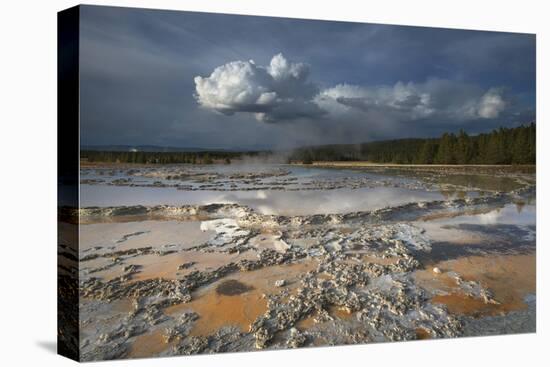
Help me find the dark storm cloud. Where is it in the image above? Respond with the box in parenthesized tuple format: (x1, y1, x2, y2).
(79, 5, 535, 149)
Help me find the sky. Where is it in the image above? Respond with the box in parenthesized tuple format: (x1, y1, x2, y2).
(79, 5, 536, 150)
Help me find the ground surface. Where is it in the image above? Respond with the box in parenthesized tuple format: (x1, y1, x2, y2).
(58, 163, 536, 361)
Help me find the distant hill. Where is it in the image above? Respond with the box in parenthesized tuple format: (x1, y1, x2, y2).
(81, 145, 242, 153)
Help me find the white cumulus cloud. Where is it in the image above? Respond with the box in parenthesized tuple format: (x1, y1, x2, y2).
(317, 79, 509, 123)
(477, 88, 507, 119)
(194, 53, 322, 122)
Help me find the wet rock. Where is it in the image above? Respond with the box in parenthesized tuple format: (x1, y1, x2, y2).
(177, 262, 197, 270)
(76, 203, 254, 222)
(286, 327, 307, 348)
(173, 336, 209, 355)
(116, 231, 149, 243)
(163, 312, 199, 343)
(198, 218, 258, 252)
(80, 246, 153, 262)
(122, 264, 141, 276)
(445, 272, 500, 305)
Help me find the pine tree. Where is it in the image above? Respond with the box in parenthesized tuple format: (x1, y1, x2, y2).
(456, 129, 473, 164)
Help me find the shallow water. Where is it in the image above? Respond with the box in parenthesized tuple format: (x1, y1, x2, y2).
(81, 164, 514, 215)
(80, 184, 447, 215)
(82, 164, 403, 186)
(415, 253, 536, 317)
(79, 220, 211, 251)
(431, 202, 535, 226)
(165, 260, 317, 336)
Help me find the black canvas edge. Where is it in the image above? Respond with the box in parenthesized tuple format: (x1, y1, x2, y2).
(57, 5, 81, 362)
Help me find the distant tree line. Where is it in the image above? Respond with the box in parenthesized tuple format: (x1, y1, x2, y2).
(81, 150, 260, 164)
(82, 124, 535, 165)
(291, 123, 535, 165)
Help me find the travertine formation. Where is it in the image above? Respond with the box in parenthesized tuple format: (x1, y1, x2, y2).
(67, 165, 536, 361)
